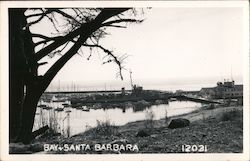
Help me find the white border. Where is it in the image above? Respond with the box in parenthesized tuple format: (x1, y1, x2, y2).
(0, 1, 249, 161)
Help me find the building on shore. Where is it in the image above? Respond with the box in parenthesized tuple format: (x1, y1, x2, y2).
(199, 80, 243, 99)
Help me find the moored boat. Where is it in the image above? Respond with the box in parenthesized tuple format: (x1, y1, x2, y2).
(42, 106, 53, 110)
(82, 106, 90, 112)
(55, 107, 64, 111)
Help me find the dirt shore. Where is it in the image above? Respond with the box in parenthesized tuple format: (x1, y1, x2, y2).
(9, 105, 243, 154)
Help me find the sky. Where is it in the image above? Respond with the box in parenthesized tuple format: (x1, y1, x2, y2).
(31, 7, 244, 91)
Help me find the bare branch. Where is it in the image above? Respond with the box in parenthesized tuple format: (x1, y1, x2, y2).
(37, 62, 48, 66)
(48, 41, 71, 58)
(35, 8, 130, 61)
(83, 43, 125, 80)
(32, 33, 63, 46)
(102, 18, 143, 27)
(25, 12, 44, 18)
(31, 33, 55, 40)
(26, 15, 44, 27)
(104, 24, 127, 28)
(45, 13, 60, 32)
(42, 35, 87, 91)
(26, 9, 53, 27)
(52, 9, 81, 25)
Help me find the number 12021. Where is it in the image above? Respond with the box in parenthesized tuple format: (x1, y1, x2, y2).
(181, 145, 208, 152)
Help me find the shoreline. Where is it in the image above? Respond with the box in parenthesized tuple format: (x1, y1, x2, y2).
(9, 105, 243, 154)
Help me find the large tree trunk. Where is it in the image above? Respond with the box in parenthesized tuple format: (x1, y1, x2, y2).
(9, 9, 27, 141)
(16, 84, 43, 144)
(9, 8, 41, 144)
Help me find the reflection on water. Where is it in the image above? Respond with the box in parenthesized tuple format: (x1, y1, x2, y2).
(33, 101, 201, 137)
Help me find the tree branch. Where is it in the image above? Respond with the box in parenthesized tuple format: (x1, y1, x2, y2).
(83, 44, 124, 80)
(52, 9, 81, 25)
(26, 9, 54, 27)
(40, 9, 130, 90)
(103, 24, 127, 28)
(34, 8, 130, 61)
(42, 35, 86, 91)
(101, 18, 143, 27)
(32, 34, 63, 47)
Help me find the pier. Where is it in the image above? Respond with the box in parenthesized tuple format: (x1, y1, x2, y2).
(44, 90, 128, 94)
(171, 95, 222, 104)
(44, 90, 224, 105)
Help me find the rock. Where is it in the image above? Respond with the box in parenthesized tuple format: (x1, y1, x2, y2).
(136, 130, 150, 137)
(168, 118, 190, 129)
(150, 134, 159, 138)
(109, 139, 130, 145)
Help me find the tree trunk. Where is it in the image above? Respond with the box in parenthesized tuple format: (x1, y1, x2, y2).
(16, 84, 43, 144)
(9, 9, 27, 141)
(9, 8, 41, 144)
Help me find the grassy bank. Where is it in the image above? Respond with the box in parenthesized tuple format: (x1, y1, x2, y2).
(9, 106, 243, 154)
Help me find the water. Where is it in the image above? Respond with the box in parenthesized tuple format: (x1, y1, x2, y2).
(33, 101, 201, 137)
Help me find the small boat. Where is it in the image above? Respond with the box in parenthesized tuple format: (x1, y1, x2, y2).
(42, 106, 53, 110)
(82, 106, 90, 112)
(54, 107, 64, 112)
(170, 98, 177, 101)
(38, 104, 47, 108)
(65, 109, 72, 113)
(75, 106, 82, 110)
(62, 103, 70, 107)
(92, 103, 101, 109)
(51, 96, 64, 102)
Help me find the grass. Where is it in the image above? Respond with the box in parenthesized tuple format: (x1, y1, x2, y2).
(82, 119, 119, 139)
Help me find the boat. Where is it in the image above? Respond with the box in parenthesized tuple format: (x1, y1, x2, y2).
(54, 107, 64, 112)
(65, 109, 72, 113)
(42, 106, 53, 110)
(75, 106, 82, 110)
(51, 95, 65, 102)
(62, 103, 70, 107)
(82, 106, 90, 112)
(92, 103, 101, 109)
(170, 98, 177, 101)
(37, 104, 47, 108)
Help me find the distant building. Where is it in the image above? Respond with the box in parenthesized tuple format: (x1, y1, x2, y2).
(199, 87, 215, 98)
(199, 80, 243, 99)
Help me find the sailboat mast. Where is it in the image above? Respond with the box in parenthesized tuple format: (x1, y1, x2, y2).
(129, 69, 133, 90)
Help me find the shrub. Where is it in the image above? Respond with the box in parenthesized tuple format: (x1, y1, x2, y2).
(221, 109, 242, 121)
(94, 119, 118, 136)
